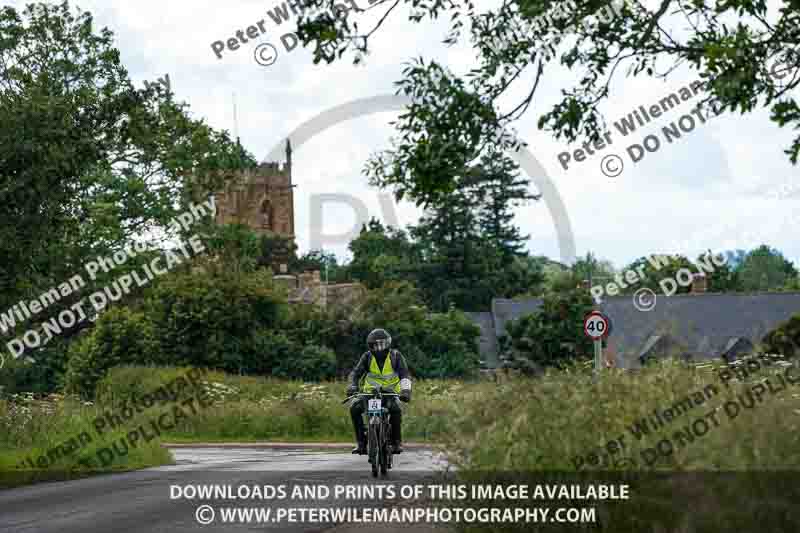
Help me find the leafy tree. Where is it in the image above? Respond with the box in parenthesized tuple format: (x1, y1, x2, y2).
(762, 313, 800, 358)
(723, 249, 748, 269)
(297, 0, 800, 205)
(345, 174, 543, 310)
(0, 1, 255, 352)
(292, 249, 345, 282)
(502, 286, 594, 372)
(498, 254, 547, 298)
(409, 309, 481, 378)
(273, 343, 337, 382)
(620, 254, 697, 295)
(572, 252, 616, 287)
(525, 258, 573, 296)
(64, 307, 159, 398)
(257, 231, 299, 273)
(347, 218, 420, 289)
(410, 165, 488, 310)
(355, 281, 428, 326)
(275, 280, 481, 378)
(604, 250, 741, 295)
(279, 303, 342, 350)
(352, 281, 481, 378)
(204, 224, 262, 275)
(697, 250, 740, 292)
(144, 269, 284, 374)
(409, 151, 543, 310)
(735, 245, 798, 291)
(784, 275, 800, 291)
(0, 336, 71, 395)
(470, 148, 539, 261)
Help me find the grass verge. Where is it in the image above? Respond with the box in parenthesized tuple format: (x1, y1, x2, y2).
(0, 365, 467, 487)
(445, 358, 800, 532)
(95, 366, 464, 443)
(0, 393, 172, 488)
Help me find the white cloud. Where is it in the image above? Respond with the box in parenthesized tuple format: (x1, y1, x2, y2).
(9, 0, 800, 269)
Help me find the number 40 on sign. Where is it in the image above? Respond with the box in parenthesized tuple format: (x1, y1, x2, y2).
(584, 310, 612, 374)
(583, 311, 610, 340)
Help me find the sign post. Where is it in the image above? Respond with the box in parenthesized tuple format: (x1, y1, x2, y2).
(584, 311, 611, 375)
(593, 339, 602, 375)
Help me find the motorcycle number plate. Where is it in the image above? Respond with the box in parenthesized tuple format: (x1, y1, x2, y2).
(368, 399, 382, 413)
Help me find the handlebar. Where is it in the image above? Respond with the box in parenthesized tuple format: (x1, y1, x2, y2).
(341, 391, 400, 404)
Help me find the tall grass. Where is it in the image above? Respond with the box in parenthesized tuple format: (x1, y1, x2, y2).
(5, 355, 800, 513)
(0, 392, 172, 487)
(447, 358, 800, 471)
(0, 365, 469, 488)
(96, 366, 465, 443)
(446, 358, 800, 533)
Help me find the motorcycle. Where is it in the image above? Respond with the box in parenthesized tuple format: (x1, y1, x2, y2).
(343, 387, 399, 477)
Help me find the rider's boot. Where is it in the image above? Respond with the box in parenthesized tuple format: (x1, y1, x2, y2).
(351, 413, 367, 455)
(352, 436, 367, 455)
(391, 410, 403, 454)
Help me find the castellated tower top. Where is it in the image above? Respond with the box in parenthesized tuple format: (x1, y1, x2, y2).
(213, 139, 295, 239)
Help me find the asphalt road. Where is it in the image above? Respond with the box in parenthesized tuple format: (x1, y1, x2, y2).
(0, 447, 449, 533)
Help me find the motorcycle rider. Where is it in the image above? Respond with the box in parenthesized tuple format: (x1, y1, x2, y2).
(347, 328, 412, 455)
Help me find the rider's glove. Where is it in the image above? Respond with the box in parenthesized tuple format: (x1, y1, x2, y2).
(346, 384, 358, 396)
(400, 389, 411, 403)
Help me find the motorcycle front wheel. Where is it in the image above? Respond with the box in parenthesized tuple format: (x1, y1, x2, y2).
(368, 423, 379, 478)
(379, 417, 390, 476)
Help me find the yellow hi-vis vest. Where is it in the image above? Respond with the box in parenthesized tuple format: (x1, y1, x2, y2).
(361, 352, 401, 393)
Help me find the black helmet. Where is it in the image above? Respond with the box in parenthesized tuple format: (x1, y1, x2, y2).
(367, 328, 392, 356)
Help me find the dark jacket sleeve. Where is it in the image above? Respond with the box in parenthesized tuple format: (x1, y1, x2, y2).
(348, 352, 370, 389)
(393, 350, 411, 381)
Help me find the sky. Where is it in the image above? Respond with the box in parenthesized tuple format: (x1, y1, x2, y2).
(12, 0, 800, 269)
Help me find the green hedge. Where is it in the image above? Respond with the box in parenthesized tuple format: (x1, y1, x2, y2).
(502, 287, 594, 372)
(62, 273, 481, 399)
(0, 336, 71, 395)
(64, 269, 286, 397)
(278, 281, 482, 379)
(144, 268, 283, 371)
(762, 313, 800, 357)
(274, 343, 337, 382)
(64, 307, 158, 398)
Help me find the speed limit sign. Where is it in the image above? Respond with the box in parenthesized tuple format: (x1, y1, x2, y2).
(584, 311, 610, 340)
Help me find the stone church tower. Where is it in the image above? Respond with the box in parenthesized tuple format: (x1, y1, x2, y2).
(214, 140, 295, 239)
(209, 140, 366, 308)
